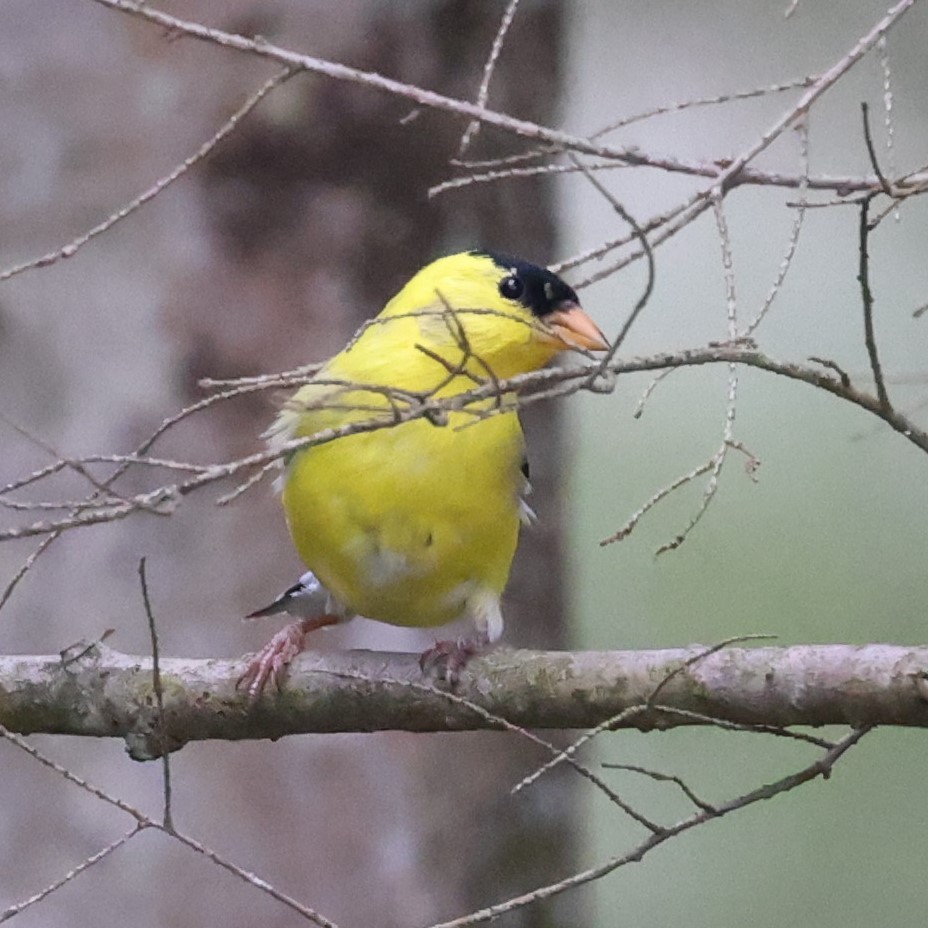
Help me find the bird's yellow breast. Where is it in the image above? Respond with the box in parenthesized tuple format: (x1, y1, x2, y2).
(270, 251, 593, 629)
(281, 406, 524, 627)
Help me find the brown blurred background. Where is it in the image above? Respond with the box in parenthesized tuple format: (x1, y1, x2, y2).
(0, 2, 582, 926)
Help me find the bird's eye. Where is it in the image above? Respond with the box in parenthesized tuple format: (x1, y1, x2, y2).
(498, 275, 524, 300)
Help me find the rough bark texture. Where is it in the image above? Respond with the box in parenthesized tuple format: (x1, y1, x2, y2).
(3, 645, 926, 759)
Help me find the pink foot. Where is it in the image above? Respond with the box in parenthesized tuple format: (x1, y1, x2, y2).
(238, 614, 339, 700)
(418, 637, 483, 684)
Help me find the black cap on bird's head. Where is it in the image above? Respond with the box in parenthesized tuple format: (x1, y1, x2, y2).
(475, 250, 609, 351)
(476, 251, 580, 317)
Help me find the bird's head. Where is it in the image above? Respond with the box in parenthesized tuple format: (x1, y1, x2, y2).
(374, 251, 608, 382)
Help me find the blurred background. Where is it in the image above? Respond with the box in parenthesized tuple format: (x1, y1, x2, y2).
(1, 1, 927, 926)
(565, 3, 928, 925)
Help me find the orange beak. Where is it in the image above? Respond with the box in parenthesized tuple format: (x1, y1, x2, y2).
(541, 302, 609, 351)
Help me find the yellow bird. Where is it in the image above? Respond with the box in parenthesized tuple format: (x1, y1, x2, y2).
(241, 250, 607, 696)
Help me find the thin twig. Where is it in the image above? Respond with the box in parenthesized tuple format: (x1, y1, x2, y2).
(876, 37, 899, 216)
(861, 102, 893, 196)
(553, 195, 696, 279)
(138, 558, 173, 831)
(429, 159, 625, 199)
(632, 368, 676, 420)
(567, 156, 656, 365)
(858, 196, 891, 411)
(0, 536, 55, 613)
(571, 193, 708, 290)
(91, 0, 917, 197)
(600, 764, 716, 814)
(456, 0, 520, 157)
(433, 728, 871, 927)
(590, 76, 819, 137)
(0, 67, 295, 284)
(513, 635, 776, 795)
(169, 828, 343, 928)
(320, 668, 662, 832)
(0, 413, 142, 505)
(743, 118, 810, 336)
(653, 196, 741, 557)
(809, 356, 851, 388)
(0, 723, 150, 821)
(5, 337, 928, 545)
(0, 722, 342, 927)
(599, 459, 714, 547)
(0, 828, 141, 923)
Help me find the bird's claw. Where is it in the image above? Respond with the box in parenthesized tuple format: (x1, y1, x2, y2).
(238, 613, 342, 701)
(237, 620, 310, 701)
(418, 637, 480, 685)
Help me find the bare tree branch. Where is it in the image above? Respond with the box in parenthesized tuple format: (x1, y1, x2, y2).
(0, 67, 294, 284)
(1, 643, 925, 759)
(4, 337, 928, 546)
(429, 725, 871, 928)
(89, 0, 925, 198)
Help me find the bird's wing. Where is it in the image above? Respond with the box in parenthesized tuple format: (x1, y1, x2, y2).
(264, 375, 390, 487)
(246, 570, 349, 620)
(518, 454, 536, 525)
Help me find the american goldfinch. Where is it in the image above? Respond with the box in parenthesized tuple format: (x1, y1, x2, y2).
(241, 250, 607, 697)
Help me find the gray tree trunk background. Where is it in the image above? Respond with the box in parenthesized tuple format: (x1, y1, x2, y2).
(0, 2, 581, 926)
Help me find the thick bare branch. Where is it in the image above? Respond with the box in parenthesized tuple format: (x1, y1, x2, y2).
(1, 643, 925, 759)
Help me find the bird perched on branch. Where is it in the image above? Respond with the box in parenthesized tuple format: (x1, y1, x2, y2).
(241, 250, 607, 697)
